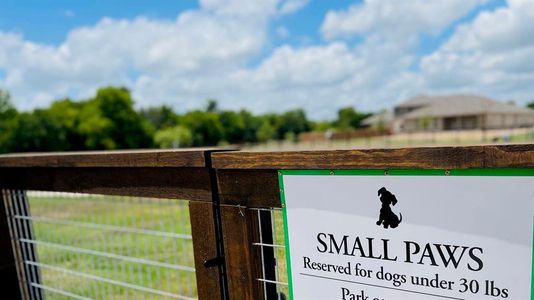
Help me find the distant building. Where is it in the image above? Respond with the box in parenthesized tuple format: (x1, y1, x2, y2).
(363, 94, 534, 133)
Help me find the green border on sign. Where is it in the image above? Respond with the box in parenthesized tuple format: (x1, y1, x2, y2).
(278, 168, 534, 300)
(278, 172, 294, 300)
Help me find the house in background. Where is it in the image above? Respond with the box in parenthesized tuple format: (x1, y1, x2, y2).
(363, 94, 534, 133)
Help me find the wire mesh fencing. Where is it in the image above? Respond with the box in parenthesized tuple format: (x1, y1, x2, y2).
(2, 189, 198, 300)
(251, 207, 289, 300)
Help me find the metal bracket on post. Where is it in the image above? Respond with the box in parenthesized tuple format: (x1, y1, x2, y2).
(203, 256, 225, 268)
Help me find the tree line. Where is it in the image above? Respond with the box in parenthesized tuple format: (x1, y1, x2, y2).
(0, 86, 371, 153)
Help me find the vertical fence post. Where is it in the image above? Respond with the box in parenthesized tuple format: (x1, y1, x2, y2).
(214, 169, 282, 300)
(220, 205, 265, 300)
(4, 190, 44, 300)
(13, 190, 43, 300)
(0, 190, 28, 299)
(189, 201, 223, 300)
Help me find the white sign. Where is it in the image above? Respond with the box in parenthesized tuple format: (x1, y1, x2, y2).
(280, 170, 533, 300)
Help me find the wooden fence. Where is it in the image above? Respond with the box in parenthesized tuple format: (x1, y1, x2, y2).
(0, 145, 532, 299)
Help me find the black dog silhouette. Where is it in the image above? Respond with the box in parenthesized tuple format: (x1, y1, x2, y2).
(376, 187, 402, 229)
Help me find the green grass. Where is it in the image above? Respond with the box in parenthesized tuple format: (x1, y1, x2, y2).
(24, 194, 291, 300)
(271, 210, 289, 298)
(26, 194, 197, 300)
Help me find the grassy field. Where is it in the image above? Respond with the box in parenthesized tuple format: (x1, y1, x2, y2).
(23, 193, 289, 300)
(248, 127, 534, 151)
(25, 193, 197, 300)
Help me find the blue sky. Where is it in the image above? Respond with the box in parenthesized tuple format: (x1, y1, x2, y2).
(0, 1, 200, 44)
(0, 1, 350, 46)
(0, 0, 532, 119)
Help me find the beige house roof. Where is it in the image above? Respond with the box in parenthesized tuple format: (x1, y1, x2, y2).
(362, 110, 393, 126)
(394, 95, 438, 108)
(399, 94, 534, 120)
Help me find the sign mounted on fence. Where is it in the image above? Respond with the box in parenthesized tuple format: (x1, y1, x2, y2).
(279, 169, 534, 300)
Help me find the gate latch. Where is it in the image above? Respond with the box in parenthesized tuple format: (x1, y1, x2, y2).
(203, 256, 224, 268)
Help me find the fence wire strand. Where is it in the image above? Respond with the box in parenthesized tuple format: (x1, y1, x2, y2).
(4, 190, 198, 300)
(250, 207, 289, 300)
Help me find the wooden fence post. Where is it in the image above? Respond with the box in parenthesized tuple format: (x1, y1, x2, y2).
(215, 169, 282, 300)
(220, 205, 264, 300)
(0, 190, 27, 299)
(189, 201, 223, 300)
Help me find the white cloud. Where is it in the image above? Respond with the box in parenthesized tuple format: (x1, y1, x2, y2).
(0, 0, 313, 111)
(279, 0, 310, 15)
(0, 7, 269, 110)
(236, 43, 361, 88)
(199, 0, 308, 17)
(441, 0, 534, 53)
(420, 0, 534, 100)
(132, 43, 360, 113)
(199, 0, 279, 18)
(1, 0, 533, 119)
(321, 0, 487, 40)
(131, 41, 419, 117)
(308, 0, 493, 114)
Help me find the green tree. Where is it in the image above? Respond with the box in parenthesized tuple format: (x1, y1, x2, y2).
(206, 99, 219, 112)
(0, 92, 67, 153)
(528, 101, 534, 109)
(180, 110, 224, 146)
(0, 87, 334, 152)
(335, 107, 369, 130)
(154, 125, 193, 148)
(0, 90, 18, 153)
(219, 110, 245, 144)
(284, 131, 297, 143)
(239, 110, 263, 143)
(140, 105, 178, 130)
(0, 90, 14, 114)
(256, 120, 276, 142)
(9, 110, 70, 152)
(77, 99, 116, 149)
(47, 99, 85, 150)
(276, 109, 310, 139)
(93, 87, 153, 149)
(311, 120, 334, 132)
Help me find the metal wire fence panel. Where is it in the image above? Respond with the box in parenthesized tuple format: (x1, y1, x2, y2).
(3, 189, 198, 300)
(250, 207, 289, 300)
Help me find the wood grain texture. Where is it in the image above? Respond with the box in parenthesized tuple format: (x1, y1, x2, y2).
(483, 144, 534, 168)
(221, 206, 264, 300)
(0, 167, 212, 201)
(217, 170, 280, 207)
(211, 144, 534, 169)
(0, 147, 235, 168)
(189, 202, 222, 300)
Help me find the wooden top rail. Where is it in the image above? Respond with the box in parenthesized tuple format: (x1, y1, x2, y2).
(211, 144, 534, 169)
(0, 148, 235, 201)
(212, 144, 534, 207)
(0, 148, 233, 168)
(1, 145, 532, 205)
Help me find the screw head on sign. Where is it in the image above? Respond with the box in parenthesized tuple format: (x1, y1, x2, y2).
(445, 170, 451, 176)
(384, 170, 389, 176)
(329, 170, 335, 175)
